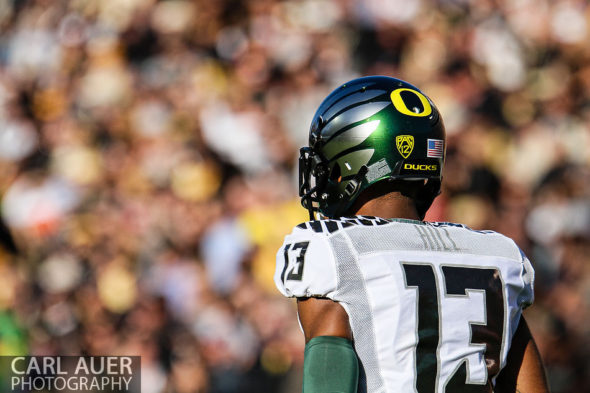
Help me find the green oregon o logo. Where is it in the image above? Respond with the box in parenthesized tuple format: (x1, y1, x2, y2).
(390, 88, 432, 117)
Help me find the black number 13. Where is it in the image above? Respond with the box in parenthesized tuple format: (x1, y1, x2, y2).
(402, 263, 505, 393)
(281, 242, 309, 283)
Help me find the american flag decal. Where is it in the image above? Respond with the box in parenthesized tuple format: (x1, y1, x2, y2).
(427, 139, 444, 158)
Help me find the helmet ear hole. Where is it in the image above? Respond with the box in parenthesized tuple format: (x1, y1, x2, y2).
(329, 163, 341, 183)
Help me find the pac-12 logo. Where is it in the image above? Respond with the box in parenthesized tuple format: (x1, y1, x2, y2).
(396, 135, 414, 159)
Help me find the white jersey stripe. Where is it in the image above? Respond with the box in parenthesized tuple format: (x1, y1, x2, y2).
(331, 233, 385, 393)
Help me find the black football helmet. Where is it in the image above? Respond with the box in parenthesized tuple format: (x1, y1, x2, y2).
(299, 76, 446, 219)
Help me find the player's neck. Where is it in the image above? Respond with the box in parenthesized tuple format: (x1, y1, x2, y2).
(352, 193, 421, 221)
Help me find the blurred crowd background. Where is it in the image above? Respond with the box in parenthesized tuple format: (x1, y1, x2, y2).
(0, 0, 588, 392)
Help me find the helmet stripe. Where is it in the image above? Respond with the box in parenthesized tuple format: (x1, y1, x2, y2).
(329, 149, 374, 177)
(321, 101, 390, 140)
(323, 89, 387, 124)
(318, 81, 379, 112)
(323, 120, 380, 160)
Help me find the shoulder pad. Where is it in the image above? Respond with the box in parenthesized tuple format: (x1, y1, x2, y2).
(274, 224, 339, 298)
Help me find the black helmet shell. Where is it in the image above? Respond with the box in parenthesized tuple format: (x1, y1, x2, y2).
(299, 76, 446, 219)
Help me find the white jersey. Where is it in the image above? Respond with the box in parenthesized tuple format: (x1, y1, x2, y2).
(274, 216, 534, 393)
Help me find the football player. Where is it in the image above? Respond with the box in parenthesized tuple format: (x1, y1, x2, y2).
(274, 76, 549, 393)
